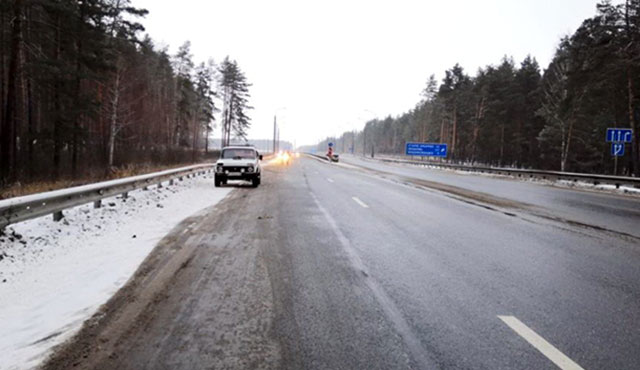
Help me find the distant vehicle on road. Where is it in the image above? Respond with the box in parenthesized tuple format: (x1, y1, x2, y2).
(276, 150, 292, 165)
(215, 146, 263, 187)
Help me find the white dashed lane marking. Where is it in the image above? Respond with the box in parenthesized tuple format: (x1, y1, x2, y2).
(498, 316, 585, 370)
(352, 197, 369, 208)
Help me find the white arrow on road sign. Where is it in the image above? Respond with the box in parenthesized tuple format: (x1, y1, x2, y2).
(612, 143, 625, 156)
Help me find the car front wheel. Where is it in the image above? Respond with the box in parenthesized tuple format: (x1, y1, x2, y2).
(214, 175, 224, 187)
(251, 176, 260, 188)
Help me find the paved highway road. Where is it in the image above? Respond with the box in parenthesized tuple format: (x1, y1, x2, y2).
(341, 154, 640, 239)
(44, 156, 640, 370)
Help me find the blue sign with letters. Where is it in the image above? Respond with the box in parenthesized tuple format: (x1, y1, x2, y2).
(611, 143, 625, 157)
(606, 128, 633, 143)
(405, 142, 448, 157)
(328, 142, 334, 147)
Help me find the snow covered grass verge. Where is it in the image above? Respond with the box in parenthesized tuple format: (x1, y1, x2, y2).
(0, 175, 232, 370)
(415, 162, 640, 196)
(357, 154, 640, 198)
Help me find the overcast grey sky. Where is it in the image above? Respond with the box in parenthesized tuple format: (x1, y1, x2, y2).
(132, 0, 607, 147)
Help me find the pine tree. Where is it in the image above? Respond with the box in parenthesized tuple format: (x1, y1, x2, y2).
(218, 57, 252, 147)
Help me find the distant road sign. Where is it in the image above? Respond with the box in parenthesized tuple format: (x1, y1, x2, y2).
(328, 142, 334, 147)
(405, 142, 448, 157)
(611, 143, 625, 157)
(606, 128, 633, 143)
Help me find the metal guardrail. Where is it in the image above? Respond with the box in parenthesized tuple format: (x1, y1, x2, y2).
(369, 156, 640, 189)
(305, 153, 331, 160)
(0, 164, 215, 229)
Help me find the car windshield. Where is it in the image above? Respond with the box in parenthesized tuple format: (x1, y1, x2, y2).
(222, 149, 255, 159)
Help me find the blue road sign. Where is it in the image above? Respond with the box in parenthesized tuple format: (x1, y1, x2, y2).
(405, 142, 448, 157)
(328, 142, 334, 147)
(611, 143, 625, 157)
(606, 128, 633, 143)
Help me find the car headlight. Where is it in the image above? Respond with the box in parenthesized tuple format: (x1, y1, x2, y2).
(247, 166, 254, 172)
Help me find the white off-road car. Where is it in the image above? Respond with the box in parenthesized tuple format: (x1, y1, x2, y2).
(215, 146, 263, 187)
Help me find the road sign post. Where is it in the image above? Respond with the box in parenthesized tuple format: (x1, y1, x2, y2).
(606, 128, 633, 175)
(405, 142, 448, 157)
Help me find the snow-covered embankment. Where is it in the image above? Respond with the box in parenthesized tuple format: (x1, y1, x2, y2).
(0, 175, 231, 370)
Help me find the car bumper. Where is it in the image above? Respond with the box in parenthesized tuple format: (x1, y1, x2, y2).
(216, 170, 259, 180)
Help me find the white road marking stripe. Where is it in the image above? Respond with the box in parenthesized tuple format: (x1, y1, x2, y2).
(498, 316, 585, 370)
(309, 191, 436, 368)
(352, 196, 369, 208)
(327, 178, 334, 183)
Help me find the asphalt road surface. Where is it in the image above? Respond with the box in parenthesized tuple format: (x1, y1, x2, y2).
(44, 155, 640, 370)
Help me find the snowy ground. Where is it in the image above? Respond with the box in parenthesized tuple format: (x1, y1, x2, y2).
(366, 154, 640, 197)
(0, 174, 232, 370)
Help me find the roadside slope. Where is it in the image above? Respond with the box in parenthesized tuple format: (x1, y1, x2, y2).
(0, 174, 231, 370)
(41, 181, 281, 370)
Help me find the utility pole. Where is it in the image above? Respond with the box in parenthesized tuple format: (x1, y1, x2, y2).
(363, 127, 366, 156)
(352, 130, 355, 154)
(273, 115, 277, 154)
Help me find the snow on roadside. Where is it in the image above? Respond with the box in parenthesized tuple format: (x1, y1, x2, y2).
(357, 154, 640, 197)
(0, 174, 232, 370)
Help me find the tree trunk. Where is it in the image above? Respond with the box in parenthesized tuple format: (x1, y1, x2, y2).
(499, 124, 505, 167)
(420, 108, 427, 142)
(628, 70, 639, 176)
(205, 126, 210, 153)
(108, 69, 121, 169)
(0, 4, 6, 168)
(561, 117, 575, 172)
(71, 37, 83, 176)
(1, 0, 23, 185)
(53, 14, 62, 180)
(451, 105, 457, 158)
(191, 108, 198, 161)
(471, 97, 485, 162)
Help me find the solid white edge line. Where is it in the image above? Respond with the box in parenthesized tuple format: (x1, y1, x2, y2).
(352, 196, 369, 208)
(498, 316, 585, 370)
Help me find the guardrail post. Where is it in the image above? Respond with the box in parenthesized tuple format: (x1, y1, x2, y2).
(94, 200, 102, 208)
(179, 176, 183, 181)
(53, 211, 63, 222)
(158, 182, 163, 188)
(122, 192, 128, 199)
(169, 179, 174, 186)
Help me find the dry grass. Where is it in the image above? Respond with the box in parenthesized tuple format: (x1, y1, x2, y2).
(0, 163, 199, 200)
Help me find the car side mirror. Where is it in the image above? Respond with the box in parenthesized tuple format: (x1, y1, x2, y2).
(259, 155, 263, 160)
